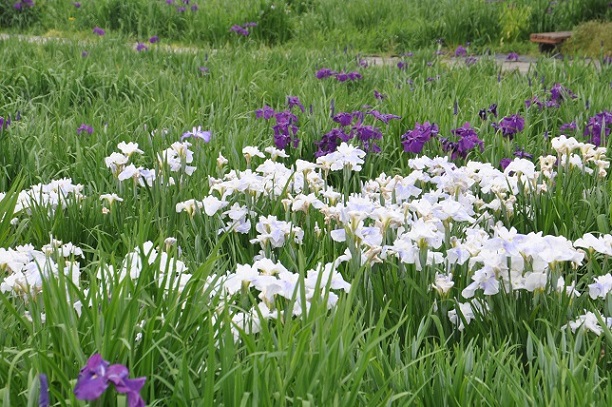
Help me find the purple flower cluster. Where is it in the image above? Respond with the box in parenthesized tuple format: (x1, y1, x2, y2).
(454, 45, 467, 57)
(440, 122, 484, 159)
(478, 103, 498, 120)
(315, 68, 362, 82)
(525, 83, 576, 109)
(230, 22, 257, 36)
(493, 114, 525, 139)
(166, 0, 199, 12)
(584, 111, 612, 146)
(0, 117, 10, 132)
(93, 26, 105, 36)
(13, 0, 34, 10)
(77, 124, 94, 135)
(135, 42, 148, 52)
(255, 98, 304, 150)
(401, 122, 439, 154)
(315, 108, 396, 157)
(74, 354, 146, 407)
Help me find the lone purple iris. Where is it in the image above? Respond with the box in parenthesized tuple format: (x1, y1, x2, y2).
(74, 354, 146, 407)
(77, 124, 94, 135)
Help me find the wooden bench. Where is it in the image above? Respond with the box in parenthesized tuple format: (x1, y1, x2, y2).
(530, 31, 572, 53)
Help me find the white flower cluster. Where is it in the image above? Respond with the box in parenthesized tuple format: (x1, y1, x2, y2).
(0, 239, 83, 299)
(218, 257, 351, 340)
(0, 178, 84, 222)
(96, 240, 192, 292)
(550, 135, 609, 178)
(104, 140, 197, 187)
(171, 139, 612, 334)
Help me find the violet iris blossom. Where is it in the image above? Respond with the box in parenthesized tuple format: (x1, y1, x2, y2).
(401, 122, 439, 154)
(74, 354, 146, 407)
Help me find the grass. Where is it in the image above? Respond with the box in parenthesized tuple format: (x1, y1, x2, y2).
(1, 0, 611, 54)
(2, 2, 612, 406)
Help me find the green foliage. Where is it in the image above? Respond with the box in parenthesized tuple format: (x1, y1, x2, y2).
(563, 21, 612, 57)
(2, 4, 612, 405)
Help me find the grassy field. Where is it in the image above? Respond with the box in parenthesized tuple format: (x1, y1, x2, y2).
(2, 1, 612, 406)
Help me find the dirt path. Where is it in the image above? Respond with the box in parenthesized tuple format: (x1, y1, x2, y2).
(1, 33, 600, 74)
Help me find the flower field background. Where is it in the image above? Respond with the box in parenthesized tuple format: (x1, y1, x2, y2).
(2, 0, 612, 406)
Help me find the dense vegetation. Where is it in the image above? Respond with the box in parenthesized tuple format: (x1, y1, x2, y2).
(2, 1, 612, 406)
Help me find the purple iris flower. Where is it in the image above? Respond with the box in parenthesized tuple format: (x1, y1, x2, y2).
(190, 4, 198, 11)
(105, 365, 146, 407)
(497, 114, 525, 139)
(230, 25, 249, 36)
(272, 110, 300, 149)
(77, 124, 94, 135)
(81, 50, 89, 58)
(506, 52, 519, 62)
(13, 0, 34, 10)
(231, 23, 256, 36)
(149, 35, 159, 44)
(465, 56, 478, 66)
(373, 90, 386, 100)
(73, 354, 110, 400)
(255, 105, 275, 120)
(584, 111, 612, 146)
(93, 27, 105, 36)
(445, 122, 484, 159)
(397, 61, 407, 70)
(181, 126, 211, 142)
(367, 110, 401, 124)
(335, 72, 349, 82)
(135, 43, 148, 52)
(500, 158, 512, 171)
(513, 148, 533, 159)
(346, 71, 362, 81)
(73, 1, 81, 8)
(316, 68, 336, 79)
(287, 96, 305, 112)
(352, 124, 383, 153)
(39, 374, 50, 407)
(559, 121, 577, 132)
(74, 354, 146, 407)
(525, 96, 544, 109)
(549, 83, 576, 106)
(455, 45, 467, 57)
(488, 103, 498, 117)
(401, 122, 439, 154)
(315, 128, 346, 157)
(0, 117, 9, 131)
(333, 112, 356, 127)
